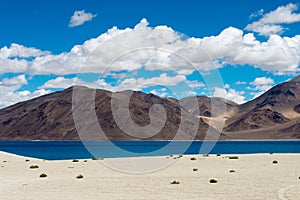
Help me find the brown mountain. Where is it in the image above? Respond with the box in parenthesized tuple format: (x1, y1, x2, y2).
(223, 76, 300, 139)
(0, 86, 214, 140)
(0, 76, 300, 140)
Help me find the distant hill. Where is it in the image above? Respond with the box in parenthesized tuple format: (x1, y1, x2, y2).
(0, 76, 300, 140)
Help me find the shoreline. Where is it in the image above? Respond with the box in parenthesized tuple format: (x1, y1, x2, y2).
(2, 151, 300, 161)
(1, 151, 300, 199)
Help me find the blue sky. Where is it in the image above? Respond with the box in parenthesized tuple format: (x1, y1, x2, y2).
(1, 0, 299, 51)
(0, 0, 300, 107)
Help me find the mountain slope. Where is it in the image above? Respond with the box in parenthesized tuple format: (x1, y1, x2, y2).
(0, 76, 300, 140)
(0, 86, 214, 140)
(223, 76, 300, 139)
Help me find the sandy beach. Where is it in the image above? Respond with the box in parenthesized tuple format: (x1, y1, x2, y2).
(0, 151, 299, 200)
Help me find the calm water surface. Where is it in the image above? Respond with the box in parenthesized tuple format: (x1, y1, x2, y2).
(0, 140, 299, 160)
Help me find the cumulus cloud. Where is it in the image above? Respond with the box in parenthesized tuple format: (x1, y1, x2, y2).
(116, 73, 186, 91)
(258, 3, 300, 24)
(0, 15, 299, 107)
(245, 3, 300, 36)
(0, 43, 50, 58)
(182, 90, 197, 97)
(2, 8, 300, 107)
(69, 10, 97, 27)
(0, 87, 51, 108)
(39, 77, 112, 90)
(176, 69, 194, 75)
(0, 44, 49, 74)
(39, 73, 186, 92)
(213, 87, 246, 104)
(28, 19, 300, 75)
(186, 80, 205, 88)
(0, 18, 299, 76)
(248, 77, 275, 98)
(0, 58, 28, 73)
(251, 77, 274, 85)
(29, 19, 231, 75)
(39, 77, 83, 89)
(0, 75, 27, 86)
(203, 28, 300, 73)
(0, 75, 51, 108)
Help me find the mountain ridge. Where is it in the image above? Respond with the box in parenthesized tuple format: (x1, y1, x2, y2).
(0, 76, 300, 140)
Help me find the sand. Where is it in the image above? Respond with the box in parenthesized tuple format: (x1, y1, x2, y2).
(0, 151, 299, 200)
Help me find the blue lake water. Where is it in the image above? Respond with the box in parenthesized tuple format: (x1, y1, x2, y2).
(0, 141, 299, 160)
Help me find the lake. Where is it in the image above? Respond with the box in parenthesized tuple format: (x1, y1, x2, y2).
(0, 140, 299, 160)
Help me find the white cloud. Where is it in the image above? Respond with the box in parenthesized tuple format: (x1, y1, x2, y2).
(198, 27, 300, 73)
(186, 80, 205, 88)
(235, 81, 247, 85)
(29, 20, 300, 75)
(0, 88, 51, 108)
(0, 57, 28, 74)
(176, 69, 194, 75)
(0, 75, 27, 86)
(29, 19, 226, 75)
(0, 74, 51, 108)
(224, 84, 230, 89)
(3, 12, 300, 107)
(39, 73, 186, 92)
(0, 18, 299, 76)
(39, 77, 112, 90)
(0, 44, 49, 74)
(213, 87, 246, 104)
(181, 90, 197, 97)
(115, 73, 186, 91)
(69, 10, 97, 27)
(251, 77, 274, 85)
(259, 3, 300, 24)
(150, 88, 169, 97)
(0, 43, 50, 58)
(249, 9, 264, 19)
(247, 23, 283, 36)
(248, 77, 275, 98)
(39, 77, 82, 89)
(245, 3, 300, 36)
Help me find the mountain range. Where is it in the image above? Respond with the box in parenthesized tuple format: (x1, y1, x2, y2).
(0, 76, 300, 140)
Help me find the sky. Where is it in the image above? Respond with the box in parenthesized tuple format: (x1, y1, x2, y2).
(0, 0, 300, 107)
